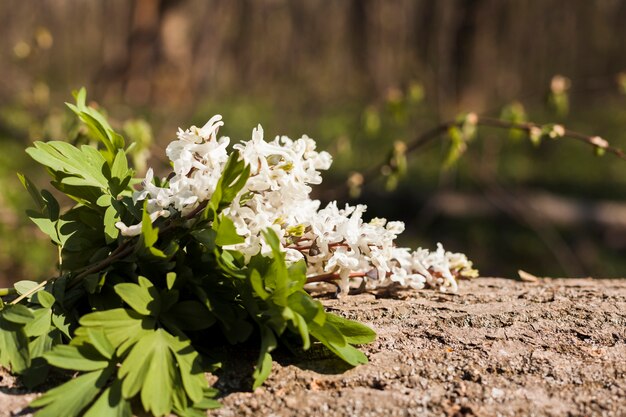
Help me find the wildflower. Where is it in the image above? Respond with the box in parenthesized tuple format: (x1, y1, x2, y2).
(117, 115, 477, 294)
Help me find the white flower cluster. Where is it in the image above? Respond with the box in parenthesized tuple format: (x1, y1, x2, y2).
(116, 115, 477, 293)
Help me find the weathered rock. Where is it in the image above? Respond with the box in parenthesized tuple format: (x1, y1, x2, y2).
(1, 278, 624, 417)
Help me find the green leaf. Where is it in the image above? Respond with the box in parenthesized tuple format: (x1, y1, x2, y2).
(28, 327, 56, 358)
(325, 313, 376, 344)
(108, 149, 132, 197)
(166, 272, 177, 290)
(66, 88, 125, 163)
(86, 327, 115, 360)
(214, 216, 245, 246)
(17, 173, 45, 210)
(79, 308, 155, 350)
(41, 190, 60, 219)
(33, 290, 55, 308)
(170, 339, 206, 404)
(259, 229, 290, 303)
(2, 304, 35, 324)
(137, 275, 154, 289)
(28, 332, 56, 358)
(104, 204, 120, 242)
(0, 317, 30, 372)
(111, 149, 129, 180)
(174, 388, 221, 416)
(326, 341, 368, 366)
(309, 321, 369, 367)
(287, 291, 325, 326)
(139, 337, 176, 416)
(292, 313, 310, 350)
(24, 308, 52, 337)
(207, 151, 250, 216)
(119, 329, 184, 416)
(309, 320, 346, 347)
(83, 272, 106, 294)
(44, 345, 109, 371)
(193, 388, 221, 410)
(31, 367, 112, 417)
(25, 188, 63, 245)
(14, 280, 39, 296)
(252, 326, 276, 389)
(159, 289, 180, 313)
(118, 329, 159, 398)
(26, 141, 109, 190)
(114, 282, 161, 316)
(109, 131, 126, 152)
(250, 269, 269, 300)
(29, 217, 61, 244)
(138, 201, 159, 250)
(74, 86, 86, 107)
(83, 380, 131, 417)
(51, 312, 72, 339)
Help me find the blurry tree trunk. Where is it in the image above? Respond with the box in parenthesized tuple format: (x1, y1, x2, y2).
(95, 0, 190, 106)
(124, 0, 162, 104)
(73, 0, 626, 111)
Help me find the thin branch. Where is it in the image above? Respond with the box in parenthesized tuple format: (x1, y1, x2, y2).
(476, 116, 626, 160)
(305, 268, 467, 286)
(306, 271, 367, 284)
(68, 244, 135, 289)
(360, 122, 453, 187)
(10, 280, 48, 305)
(289, 241, 350, 251)
(357, 115, 626, 193)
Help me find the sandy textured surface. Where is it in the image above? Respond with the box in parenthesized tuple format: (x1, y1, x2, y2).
(1, 278, 625, 417)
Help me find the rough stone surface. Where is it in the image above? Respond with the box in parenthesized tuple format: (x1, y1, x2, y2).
(1, 278, 625, 416)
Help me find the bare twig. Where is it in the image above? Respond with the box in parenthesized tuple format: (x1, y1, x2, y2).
(10, 280, 48, 305)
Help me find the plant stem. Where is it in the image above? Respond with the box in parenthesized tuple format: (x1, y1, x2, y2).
(306, 271, 367, 284)
(305, 268, 465, 286)
(67, 243, 134, 289)
(67, 201, 210, 289)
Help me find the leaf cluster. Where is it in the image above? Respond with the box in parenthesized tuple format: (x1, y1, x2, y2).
(0, 89, 376, 416)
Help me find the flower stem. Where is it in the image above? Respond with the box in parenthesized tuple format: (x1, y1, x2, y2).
(306, 271, 367, 284)
(67, 201, 210, 290)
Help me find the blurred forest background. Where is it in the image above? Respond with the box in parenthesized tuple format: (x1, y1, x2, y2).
(2, 0, 626, 286)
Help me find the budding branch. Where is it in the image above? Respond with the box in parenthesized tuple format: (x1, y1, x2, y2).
(359, 115, 626, 191)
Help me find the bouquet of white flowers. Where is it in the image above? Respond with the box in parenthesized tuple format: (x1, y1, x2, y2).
(0, 89, 476, 417)
(118, 114, 477, 295)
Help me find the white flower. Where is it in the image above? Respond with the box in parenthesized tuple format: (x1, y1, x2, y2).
(115, 209, 170, 237)
(116, 114, 477, 295)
